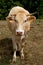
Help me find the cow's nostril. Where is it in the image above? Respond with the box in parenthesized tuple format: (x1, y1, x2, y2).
(17, 32, 22, 36)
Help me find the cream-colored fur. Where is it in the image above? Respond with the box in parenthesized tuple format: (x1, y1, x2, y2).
(8, 6, 30, 16)
(6, 6, 36, 62)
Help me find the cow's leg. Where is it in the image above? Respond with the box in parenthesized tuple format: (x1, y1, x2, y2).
(20, 35, 26, 59)
(20, 36, 25, 59)
(13, 50, 16, 62)
(12, 34, 17, 62)
(20, 43, 25, 59)
(20, 47, 24, 59)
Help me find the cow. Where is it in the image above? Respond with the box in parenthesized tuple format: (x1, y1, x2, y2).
(6, 6, 36, 62)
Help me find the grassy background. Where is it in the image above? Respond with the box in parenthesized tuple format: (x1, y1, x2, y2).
(0, 19, 43, 65)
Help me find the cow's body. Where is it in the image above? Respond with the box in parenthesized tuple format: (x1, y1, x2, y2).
(6, 6, 36, 62)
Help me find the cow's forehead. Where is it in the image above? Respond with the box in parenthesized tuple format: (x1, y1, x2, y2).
(15, 13, 27, 22)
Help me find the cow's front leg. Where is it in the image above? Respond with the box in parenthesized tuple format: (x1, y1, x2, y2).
(12, 34, 17, 62)
(20, 47, 24, 59)
(20, 43, 24, 60)
(20, 36, 25, 60)
(13, 50, 16, 62)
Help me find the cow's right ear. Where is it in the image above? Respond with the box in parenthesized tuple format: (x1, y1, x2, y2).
(6, 16, 12, 20)
(6, 16, 13, 23)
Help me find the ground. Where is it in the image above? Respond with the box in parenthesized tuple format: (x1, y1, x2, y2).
(0, 19, 43, 65)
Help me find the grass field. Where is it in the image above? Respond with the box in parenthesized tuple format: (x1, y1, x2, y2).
(0, 19, 43, 65)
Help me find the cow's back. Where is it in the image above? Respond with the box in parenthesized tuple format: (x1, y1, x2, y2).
(8, 6, 29, 16)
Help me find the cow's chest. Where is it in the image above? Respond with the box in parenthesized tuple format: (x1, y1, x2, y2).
(15, 35, 25, 43)
(15, 35, 25, 50)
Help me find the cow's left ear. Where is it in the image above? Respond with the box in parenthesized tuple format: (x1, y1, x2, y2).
(27, 16, 36, 23)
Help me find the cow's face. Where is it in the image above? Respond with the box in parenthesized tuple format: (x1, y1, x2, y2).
(7, 13, 36, 36)
(15, 13, 30, 36)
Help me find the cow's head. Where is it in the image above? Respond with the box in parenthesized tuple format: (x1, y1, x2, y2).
(6, 11, 36, 36)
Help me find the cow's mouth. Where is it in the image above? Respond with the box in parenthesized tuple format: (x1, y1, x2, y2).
(16, 32, 23, 36)
(16, 30, 24, 36)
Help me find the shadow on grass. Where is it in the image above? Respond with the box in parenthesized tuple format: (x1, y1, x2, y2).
(0, 38, 13, 65)
(0, 38, 22, 65)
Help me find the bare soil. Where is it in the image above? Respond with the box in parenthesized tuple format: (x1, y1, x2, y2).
(0, 19, 43, 65)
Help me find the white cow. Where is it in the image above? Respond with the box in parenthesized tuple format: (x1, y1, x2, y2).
(6, 6, 36, 62)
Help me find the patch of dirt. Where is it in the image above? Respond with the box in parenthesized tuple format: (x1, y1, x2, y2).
(0, 19, 43, 65)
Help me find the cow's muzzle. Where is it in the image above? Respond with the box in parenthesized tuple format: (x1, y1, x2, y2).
(16, 30, 24, 36)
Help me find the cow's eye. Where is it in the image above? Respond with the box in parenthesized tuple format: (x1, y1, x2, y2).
(24, 20, 27, 22)
(14, 19, 18, 23)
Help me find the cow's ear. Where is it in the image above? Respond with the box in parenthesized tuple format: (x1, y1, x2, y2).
(6, 16, 13, 23)
(27, 16, 36, 23)
(6, 16, 12, 20)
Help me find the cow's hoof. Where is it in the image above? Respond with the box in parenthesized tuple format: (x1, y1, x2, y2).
(12, 58, 16, 63)
(10, 59, 16, 65)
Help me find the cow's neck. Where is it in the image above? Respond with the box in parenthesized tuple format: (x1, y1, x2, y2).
(15, 35, 25, 42)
